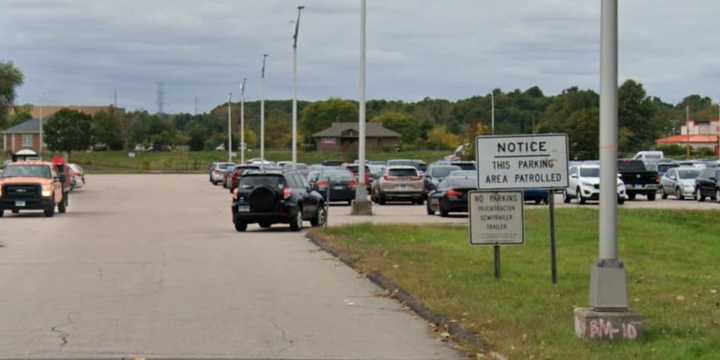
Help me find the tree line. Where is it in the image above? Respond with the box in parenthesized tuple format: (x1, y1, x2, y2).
(2, 60, 718, 160)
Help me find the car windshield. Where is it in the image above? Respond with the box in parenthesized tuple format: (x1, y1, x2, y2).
(678, 170, 700, 179)
(388, 168, 417, 177)
(580, 167, 600, 177)
(430, 166, 460, 178)
(387, 160, 415, 167)
(322, 171, 354, 181)
(448, 170, 475, 178)
(2, 165, 52, 179)
(217, 163, 234, 170)
(239, 175, 286, 190)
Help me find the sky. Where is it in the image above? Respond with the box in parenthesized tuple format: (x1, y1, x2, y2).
(2, 0, 719, 114)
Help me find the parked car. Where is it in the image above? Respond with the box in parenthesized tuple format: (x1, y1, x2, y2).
(524, 189, 550, 204)
(229, 165, 261, 191)
(632, 151, 664, 167)
(231, 169, 326, 232)
(0, 161, 68, 217)
(371, 165, 425, 205)
(618, 160, 658, 201)
(695, 167, 720, 202)
(564, 164, 626, 204)
(659, 167, 701, 200)
(424, 164, 461, 193)
(222, 165, 238, 188)
(655, 161, 679, 178)
(308, 169, 356, 205)
(368, 164, 385, 181)
(677, 160, 707, 169)
(210, 162, 235, 185)
(426, 176, 477, 216)
(344, 164, 372, 190)
(68, 163, 85, 190)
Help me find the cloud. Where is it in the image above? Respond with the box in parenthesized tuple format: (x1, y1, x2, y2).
(1, 0, 718, 113)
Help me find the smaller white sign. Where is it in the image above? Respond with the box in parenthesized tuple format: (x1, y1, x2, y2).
(469, 191, 524, 246)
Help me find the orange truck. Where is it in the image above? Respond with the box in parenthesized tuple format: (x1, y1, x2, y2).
(0, 161, 68, 217)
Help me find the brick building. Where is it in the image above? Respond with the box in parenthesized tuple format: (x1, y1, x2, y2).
(312, 122, 401, 152)
(2, 118, 43, 154)
(656, 119, 720, 155)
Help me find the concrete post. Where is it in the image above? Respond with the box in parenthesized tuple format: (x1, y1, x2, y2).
(351, 0, 372, 215)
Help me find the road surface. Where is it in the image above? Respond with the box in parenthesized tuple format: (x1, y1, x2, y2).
(0, 175, 460, 359)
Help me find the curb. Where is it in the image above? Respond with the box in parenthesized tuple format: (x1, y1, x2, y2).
(305, 229, 489, 354)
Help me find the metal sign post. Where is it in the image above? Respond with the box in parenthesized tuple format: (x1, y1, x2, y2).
(473, 134, 568, 282)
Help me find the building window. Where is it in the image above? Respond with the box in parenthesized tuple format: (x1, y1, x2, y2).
(23, 134, 33, 147)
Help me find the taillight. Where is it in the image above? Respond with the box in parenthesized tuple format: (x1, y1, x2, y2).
(283, 187, 293, 200)
(447, 189, 463, 199)
(317, 180, 329, 189)
(384, 175, 397, 181)
(410, 176, 423, 181)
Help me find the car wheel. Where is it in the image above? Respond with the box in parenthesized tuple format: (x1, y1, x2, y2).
(563, 191, 571, 204)
(290, 208, 303, 231)
(12, 209, 19, 214)
(439, 201, 449, 217)
(426, 201, 435, 215)
(311, 206, 326, 227)
(259, 222, 272, 229)
(661, 188, 668, 199)
(379, 194, 386, 205)
(415, 198, 425, 205)
(647, 192, 656, 201)
(347, 200, 352, 206)
(234, 221, 247, 232)
(628, 193, 636, 201)
(0, 210, 4, 217)
(578, 188, 586, 204)
(676, 188, 684, 200)
(618, 198, 625, 205)
(535, 199, 542, 205)
(697, 189, 705, 202)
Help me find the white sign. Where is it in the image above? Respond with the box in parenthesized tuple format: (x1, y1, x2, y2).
(476, 134, 569, 190)
(469, 191, 524, 246)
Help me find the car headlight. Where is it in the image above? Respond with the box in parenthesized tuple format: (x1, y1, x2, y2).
(42, 185, 52, 197)
(582, 182, 594, 187)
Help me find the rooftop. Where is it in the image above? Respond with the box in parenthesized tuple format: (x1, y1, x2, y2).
(312, 122, 401, 138)
(2, 118, 41, 134)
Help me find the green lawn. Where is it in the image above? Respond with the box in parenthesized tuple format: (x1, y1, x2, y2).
(316, 209, 720, 359)
(33, 150, 449, 173)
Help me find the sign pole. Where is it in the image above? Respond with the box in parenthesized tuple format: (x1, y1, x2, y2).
(493, 245, 501, 280)
(549, 191, 558, 284)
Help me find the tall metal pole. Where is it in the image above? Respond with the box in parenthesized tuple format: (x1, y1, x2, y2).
(292, 6, 305, 168)
(591, 0, 629, 311)
(491, 91, 495, 135)
(227, 92, 233, 162)
(356, 0, 368, 201)
(260, 54, 268, 166)
(686, 104, 691, 158)
(240, 78, 246, 164)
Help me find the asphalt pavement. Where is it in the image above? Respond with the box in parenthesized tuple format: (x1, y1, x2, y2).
(0, 175, 461, 359)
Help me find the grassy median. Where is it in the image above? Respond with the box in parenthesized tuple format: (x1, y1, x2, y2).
(315, 208, 720, 359)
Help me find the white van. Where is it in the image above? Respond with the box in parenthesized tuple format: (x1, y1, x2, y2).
(632, 151, 664, 161)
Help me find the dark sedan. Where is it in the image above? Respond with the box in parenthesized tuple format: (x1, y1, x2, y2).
(308, 169, 357, 205)
(695, 167, 720, 202)
(426, 177, 477, 217)
(424, 164, 461, 193)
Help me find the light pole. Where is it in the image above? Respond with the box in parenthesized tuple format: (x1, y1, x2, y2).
(240, 78, 247, 164)
(575, 0, 642, 341)
(260, 54, 269, 167)
(351, 0, 372, 215)
(227, 92, 233, 162)
(292, 5, 305, 168)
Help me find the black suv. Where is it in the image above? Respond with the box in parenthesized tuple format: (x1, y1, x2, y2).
(231, 170, 327, 232)
(695, 167, 720, 202)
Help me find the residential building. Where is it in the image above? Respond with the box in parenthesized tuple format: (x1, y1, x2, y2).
(312, 122, 401, 152)
(656, 119, 720, 155)
(2, 118, 42, 154)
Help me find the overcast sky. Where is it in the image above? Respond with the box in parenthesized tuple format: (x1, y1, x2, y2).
(2, 0, 718, 114)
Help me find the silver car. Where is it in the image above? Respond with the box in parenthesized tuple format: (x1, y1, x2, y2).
(371, 165, 425, 205)
(660, 167, 701, 200)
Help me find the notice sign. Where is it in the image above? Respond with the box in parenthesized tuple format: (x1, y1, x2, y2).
(469, 191, 524, 245)
(476, 134, 569, 190)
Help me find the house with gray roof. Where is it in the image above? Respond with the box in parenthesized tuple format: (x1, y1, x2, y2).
(312, 122, 401, 152)
(2, 118, 43, 154)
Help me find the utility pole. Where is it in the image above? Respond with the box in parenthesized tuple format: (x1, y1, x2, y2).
(227, 92, 233, 162)
(260, 54, 269, 167)
(194, 96, 198, 116)
(292, 5, 305, 168)
(575, 0, 643, 341)
(351, 0, 372, 215)
(240, 78, 247, 164)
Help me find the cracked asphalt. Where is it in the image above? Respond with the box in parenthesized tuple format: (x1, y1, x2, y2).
(0, 175, 461, 359)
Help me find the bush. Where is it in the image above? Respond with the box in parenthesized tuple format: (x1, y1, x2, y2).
(656, 144, 685, 156)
